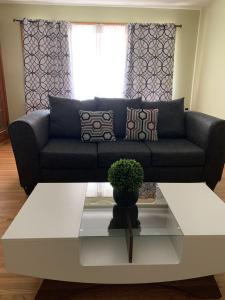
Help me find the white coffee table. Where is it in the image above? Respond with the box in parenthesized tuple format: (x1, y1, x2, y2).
(2, 182, 225, 298)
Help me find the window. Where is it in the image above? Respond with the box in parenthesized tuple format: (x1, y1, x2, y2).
(70, 24, 127, 100)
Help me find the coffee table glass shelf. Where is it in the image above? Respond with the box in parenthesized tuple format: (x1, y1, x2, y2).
(79, 182, 183, 266)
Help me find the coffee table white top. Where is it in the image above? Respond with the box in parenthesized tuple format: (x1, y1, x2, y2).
(3, 182, 225, 240)
(160, 182, 225, 235)
(3, 183, 87, 239)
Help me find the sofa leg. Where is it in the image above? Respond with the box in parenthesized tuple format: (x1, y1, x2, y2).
(24, 185, 35, 196)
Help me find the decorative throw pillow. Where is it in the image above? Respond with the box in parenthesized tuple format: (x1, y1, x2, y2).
(79, 110, 116, 142)
(125, 108, 159, 141)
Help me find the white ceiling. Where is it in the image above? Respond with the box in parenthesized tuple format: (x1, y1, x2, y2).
(0, 0, 211, 9)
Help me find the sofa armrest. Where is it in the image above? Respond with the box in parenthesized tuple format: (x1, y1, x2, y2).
(9, 110, 50, 193)
(185, 111, 225, 188)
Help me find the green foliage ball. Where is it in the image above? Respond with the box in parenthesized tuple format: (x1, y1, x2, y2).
(108, 159, 144, 192)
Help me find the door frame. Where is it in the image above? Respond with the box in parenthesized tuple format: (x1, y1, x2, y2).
(0, 45, 9, 143)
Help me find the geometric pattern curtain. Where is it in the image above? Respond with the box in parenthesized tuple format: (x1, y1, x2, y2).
(22, 19, 72, 112)
(124, 23, 176, 101)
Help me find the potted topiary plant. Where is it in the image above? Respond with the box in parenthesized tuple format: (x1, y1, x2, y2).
(108, 159, 144, 207)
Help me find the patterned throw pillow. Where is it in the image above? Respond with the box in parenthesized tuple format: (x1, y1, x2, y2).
(125, 108, 159, 141)
(79, 110, 116, 142)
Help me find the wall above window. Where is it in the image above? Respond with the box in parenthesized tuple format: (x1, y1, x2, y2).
(2, 0, 211, 9)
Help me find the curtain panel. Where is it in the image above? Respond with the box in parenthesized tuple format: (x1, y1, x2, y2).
(124, 23, 176, 101)
(22, 19, 72, 112)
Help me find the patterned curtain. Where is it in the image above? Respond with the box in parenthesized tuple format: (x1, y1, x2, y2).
(22, 19, 72, 112)
(124, 23, 176, 101)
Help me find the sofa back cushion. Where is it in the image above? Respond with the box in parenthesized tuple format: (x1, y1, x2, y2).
(49, 96, 97, 138)
(95, 97, 142, 138)
(141, 98, 185, 138)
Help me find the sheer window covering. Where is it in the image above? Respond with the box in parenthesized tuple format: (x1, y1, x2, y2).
(70, 24, 127, 100)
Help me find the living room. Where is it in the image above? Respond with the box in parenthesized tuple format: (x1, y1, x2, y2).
(0, 0, 225, 298)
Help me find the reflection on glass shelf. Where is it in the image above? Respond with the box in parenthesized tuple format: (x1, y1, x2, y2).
(85, 182, 165, 206)
(80, 182, 183, 238)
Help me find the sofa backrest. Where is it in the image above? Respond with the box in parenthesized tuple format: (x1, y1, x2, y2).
(49, 95, 185, 139)
(141, 98, 185, 138)
(95, 97, 141, 138)
(49, 96, 97, 138)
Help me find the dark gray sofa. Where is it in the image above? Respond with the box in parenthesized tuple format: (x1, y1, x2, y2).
(9, 97, 225, 195)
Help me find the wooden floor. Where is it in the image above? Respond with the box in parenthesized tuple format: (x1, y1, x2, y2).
(0, 140, 225, 300)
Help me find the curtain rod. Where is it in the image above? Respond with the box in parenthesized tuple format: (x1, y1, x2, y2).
(13, 19, 182, 28)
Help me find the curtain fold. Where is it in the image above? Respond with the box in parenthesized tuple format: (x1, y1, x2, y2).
(22, 19, 72, 112)
(124, 23, 176, 101)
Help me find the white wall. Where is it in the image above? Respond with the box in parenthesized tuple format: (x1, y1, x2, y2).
(191, 0, 225, 119)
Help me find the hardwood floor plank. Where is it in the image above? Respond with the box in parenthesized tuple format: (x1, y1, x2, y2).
(0, 140, 225, 299)
(0, 141, 41, 299)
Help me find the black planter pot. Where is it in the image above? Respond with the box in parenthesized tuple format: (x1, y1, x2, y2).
(113, 188, 139, 207)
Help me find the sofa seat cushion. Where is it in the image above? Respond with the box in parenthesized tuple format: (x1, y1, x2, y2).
(145, 139, 205, 167)
(40, 139, 98, 169)
(98, 141, 151, 168)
